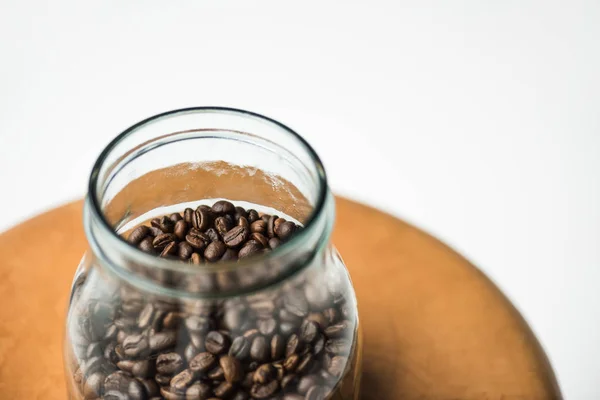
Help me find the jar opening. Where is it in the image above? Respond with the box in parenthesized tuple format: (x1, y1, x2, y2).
(85, 107, 333, 297)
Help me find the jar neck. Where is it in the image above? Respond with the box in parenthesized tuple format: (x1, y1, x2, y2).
(84, 107, 334, 298)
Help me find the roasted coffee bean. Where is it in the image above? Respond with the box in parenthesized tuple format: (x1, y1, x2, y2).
(149, 331, 177, 352)
(212, 200, 235, 215)
(250, 380, 279, 399)
(155, 374, 172, 386)
(156, 353, 184, 375)
(138, 378, 159, 397)
(250, 232, 269, 248)
(214, 381, 235, 398)
(137, 304, 154, 329)
(253, 363, 275, 384)
(127, 379, 146, 400)
(283, 292, 309, 318)
(123, 334, 149, 357)
(82, 371, 105, 398)
(170, 369, 194, 390)
(286, 334, 302, 357)
(173, 220, 188, 240)
(204, 241, 226, 262)
(132, 360, 154, 378)
(186, 229, 209, 250)
(250, 336, 269, 362)
(297, 374, 320, 395)
(177, 241, 194, 259)
(279, 322, 296, 337)
(161, 241, 178, 257)
(322, 308, 339, 325)
(234, 206, 248, 220)
(231, 391, 250, 400)
(190, 253, 202, 264)
(215, 216, 233, 237)
(229, 336, 251, 360)
(148, 226, 164, 237)
(152, 216, 175, 233)
(267, 215, 277, 238)
(324, 321, 350, 338)
(184, 208, 194, 224)
(312, 334, 325, 356)
(223, 225, 249, 248)
(283, 354, 300, 372)
(300, 321, 319, 344)
(238, 216, 250, 229)
(257, 318, 277, 337)
(220, 355, 243, 383)
(296, 353, 314, 374)
(283, 394, 304, 400)
(205, 228, 220, 242)
(169, 212, 183, 222)
(185, 315, 211, 333)
(275, 221, 296, 240)
(250, 220, 266, 234)
(160, 386, 185, 400)
(184, 343, 199, 363)
(220, 248, 238, 262)
(306, 385, 327, 400)
(270, 334, 285, 361)
(328, 355, 347, 378)
(189, 352, 217, 373)
(139, 237, 155, 253)
(325, 338, 351, 355)
(128, 226, 150, 245)
(104, 390, 130, 400)
(104, 371, 132, 392)
(247, 209, 260, 223)
(267, 237, 281, 250)
(185, 381, 211, 399)
(208, 365, 225, 380)
(153, 233, 177, 250)
(281, 374, 298, 391)
(193, 208, 213, 231)
(238, 240, 262, 259)
(205, 331, 230, 354)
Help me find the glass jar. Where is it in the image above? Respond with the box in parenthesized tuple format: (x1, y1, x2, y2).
(64, 107, 362, 400)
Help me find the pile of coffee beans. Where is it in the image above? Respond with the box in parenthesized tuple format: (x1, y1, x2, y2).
(70, 201, 356, 400)
(125, 200, 300, 263)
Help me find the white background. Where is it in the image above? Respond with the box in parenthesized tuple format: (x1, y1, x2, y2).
(1, 0, 599, 398)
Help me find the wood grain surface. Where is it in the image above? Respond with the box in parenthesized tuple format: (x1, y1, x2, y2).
(0, 198, 561, 399)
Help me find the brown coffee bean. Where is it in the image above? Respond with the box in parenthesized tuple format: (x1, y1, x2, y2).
(247, 209, 259, 223)
(156, 352, 184, 375)
(283, 353, 300, 372)
(123, 334, 149, 357)
(286, 334, 302, 357)
(205, 331, 230, 354)
(281, 374, 298, 391)
(104, 371, 132, 392)
(128, 226, 149, 245)
(189, 352, 217, 373)
(257, 318, 277, 337)
(155, 374, 171, 386)
(214, 216, 232, 237)
(250, 232, 269, 248)
(186, 229, 209, 250)
(325, 338, 351, 355)
(284, 291, 309, 318)
(253, 363, 275, 384)
(306, 313, 328, 331)
(152, 216, 175, 233)
(220, 355, 243, 383)
(139, 237, 155, 253)
(270, 334, 285, 361)
(283, 394, 304, 400)
(328, 355, 347, 378)
(238, 240, 262, 259)
(204, 241, 226, 262)
(148, 226, 164, 237)
(212, 200, 235, 215)
(250, 336, 269, 362)
(279, 322, 296, 336)
(160, 386, 185, 400)
(160, 241, 178, 257)
(229, 336, 251, 360)
(153, 233, 176, 250)
(193, 207, 213, 231)
(149, 331, 177, 352)
(313, 334, 325, 356)
(322, 308, 339, 324)
(238, 216, 249, 229)
(223, 225, 250, 248)
(208, 365, 225, 380)
(82, 371, 105, 398)
(220, 248, 238, 262)
(138, 378, 159, 397)
(266, 215, 277, 238)
(268, 237, 281, 249)
(231, 391, 250, 400)
(190, 253, 202, 264)
(184, 208, 194, 224)
(275, 221, 296, 240)
(178, 241, 193, 259)
(171, 369, 194, 390)
(205, 228, 220, 242)
(300, 321, 320, 344)
(213, 382, 234, 398)
(168, 212, 182, 222)
(186, 381, 211, 399)
(324, 321, 350, 338)
(250, 380, 279, 399)
(185, 315, 211, 333)
(250, 220, 266, 234)
(305, 385, 327, 400)
(297, 374, 320, 395)
(173, 220, 188, 240)
(296, 353, 314, 374)
(243, 328, 260, 340)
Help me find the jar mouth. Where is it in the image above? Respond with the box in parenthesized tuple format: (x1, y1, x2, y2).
(87, 107, 331, 283)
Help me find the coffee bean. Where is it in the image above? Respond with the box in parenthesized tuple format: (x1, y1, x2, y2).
(170, 369, 194, 390)
(132, 360, 154, 378)
(247, 209, 259, 223)
(214, 382, 235, 398)
(155, 374, 171, 386)
(250, 380, 279, 399)
(281, 374, 298, 391)
(220, 355, 243, 383)
(186, 229, 209, 250)
(297, 374, 320, 395)
(270, 334, 285, 361)
(123, 334, 149, 357)
(83, 371, 105, 398)
(189, 352, 217, 373)
(152, 216, 175, 233)
(229, 336, 251, 360)
(279, 322, 296, 336)
(160, 241, 178, 257)
(300, 321, 319, 344)
(238, 240, 262, 259)
(173, 220, 188, 240)
(128, 380, 147, 400)
(149, 331, 177, 352)
(250, 220, 266, 234)
(205, 228, 220, 242)
(296, 353, 314, 374)
(152, 233, 176, 250)
(193, 207, 213, 231)
(148, 226, 163, 237)
(322, 308, 338, 325)
(104, 371, 132, 392)
(313, 334, 325, 356)
(205, 331, 230, 354)
(325, 338, 351, 355)
(184, 344, 199, 363)
(204, 241, 226, 262)
(208, 365, 225, 380)
(139, 237, 154, 253)
(253, 363, 275, 384)
(238, 216, 249, 229)
(306, 385, 327, 400)
(190, 253, 202, 264)
(138, 378, 159, 397)
(185, 381, 211, 400)
(156, 353, 184, 375)
(268, 237, 281, 249)
(283, 354, 300, 372)
(221, 248, 238, 262)
(324, 321, 350, 338)
(284, 292, 309, 318)
(231, 391, 250, 400)
(275, 221, 296, 240)
(212, 200, 235, 215)
(327, 355, 347, 378)
(257, 318, 277, 337)
(215, 216, 233, 237)
(160, 386, 185, 400)
(250, 232, 269, 248)
(184, 208, 194, 224)
(104, 390, 130, 400)
(283, 394, 304, 400)
(267, 215, 277, 238)
(250, 336, 269, 362)
(223, 225, 249, 248)
(128, 226, 149, 245)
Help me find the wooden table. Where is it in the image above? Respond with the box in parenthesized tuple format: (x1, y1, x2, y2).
(0, 198, 561, 399)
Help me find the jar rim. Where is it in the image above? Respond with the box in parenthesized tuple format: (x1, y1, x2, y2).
(87, 107, 331, 280)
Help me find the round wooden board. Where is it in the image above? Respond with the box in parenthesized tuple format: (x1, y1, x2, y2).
(0, 198, 561, 400)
